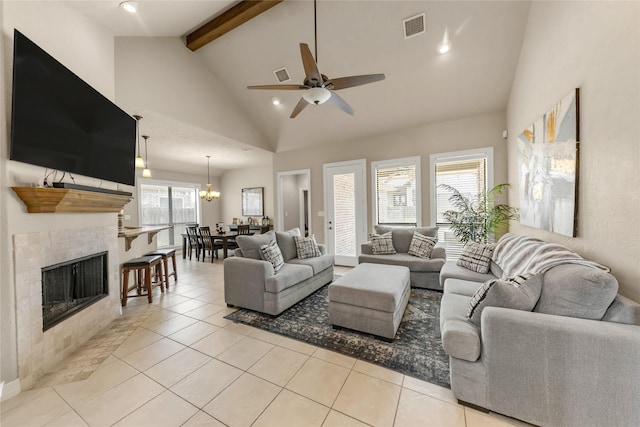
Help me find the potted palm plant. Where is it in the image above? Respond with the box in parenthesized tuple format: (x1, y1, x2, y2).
(439, 183, 519, 245)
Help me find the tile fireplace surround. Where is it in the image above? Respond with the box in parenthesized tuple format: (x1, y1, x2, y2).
(13, 225, 120, 390)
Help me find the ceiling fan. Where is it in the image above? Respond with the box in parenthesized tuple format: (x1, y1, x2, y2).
(247, 1, 385, 118)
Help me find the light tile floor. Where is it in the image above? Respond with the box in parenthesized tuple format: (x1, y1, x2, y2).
(1, 256, 529, 427)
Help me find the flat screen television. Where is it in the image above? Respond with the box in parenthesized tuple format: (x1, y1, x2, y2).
(10, 29, 136, 186)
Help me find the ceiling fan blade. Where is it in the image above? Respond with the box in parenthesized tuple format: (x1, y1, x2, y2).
(326, 91, 354, 116)
(328, 74, 385, 90)
(300, 43, 322, 86)
(290, 97, 309, 118)
(247, 84, 307, 90)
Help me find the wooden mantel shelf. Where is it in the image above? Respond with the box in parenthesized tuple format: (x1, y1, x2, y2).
(12, 187, 132, 213)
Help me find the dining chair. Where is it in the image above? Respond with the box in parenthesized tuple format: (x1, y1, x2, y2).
(185, 226, 201, 260)
(228, 224, 249, 252)
(199, 226, 222, 262)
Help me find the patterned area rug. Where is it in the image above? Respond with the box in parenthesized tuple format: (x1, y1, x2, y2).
(225, 285, 450, 388)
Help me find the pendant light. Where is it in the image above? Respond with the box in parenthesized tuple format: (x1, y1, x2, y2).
(199, 155, 220, 201)
(133, 115, 145, 168)
(142, 135, 151, 178)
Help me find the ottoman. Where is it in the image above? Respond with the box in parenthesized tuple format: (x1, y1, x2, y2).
(328, 263, 410, 340)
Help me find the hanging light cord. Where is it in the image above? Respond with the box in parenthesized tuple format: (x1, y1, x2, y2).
(207, 155, 211, 185)
(314, 0, 318, 63)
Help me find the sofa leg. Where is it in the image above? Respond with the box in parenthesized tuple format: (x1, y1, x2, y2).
(226, 303, 235, 308)
(457, 399, 489, 413)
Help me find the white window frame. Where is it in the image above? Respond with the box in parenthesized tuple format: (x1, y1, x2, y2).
(429, 147, 494, 226)
(371, 156, 422, 227)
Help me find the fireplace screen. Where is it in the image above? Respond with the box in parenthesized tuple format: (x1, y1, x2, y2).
(41, 251, 108, 331)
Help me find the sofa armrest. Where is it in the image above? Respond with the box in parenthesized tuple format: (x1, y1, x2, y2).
(480, 307, 640, 426)
(224, 257, 274, 310)
(361, 242, 373, 255)
(431, 241, 446, 260)
(318, 244, 327, 255)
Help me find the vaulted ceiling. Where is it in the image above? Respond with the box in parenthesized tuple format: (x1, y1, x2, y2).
(63, 0, 531, 174)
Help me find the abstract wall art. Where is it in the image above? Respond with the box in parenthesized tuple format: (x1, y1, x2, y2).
(517, 88, 580, 237)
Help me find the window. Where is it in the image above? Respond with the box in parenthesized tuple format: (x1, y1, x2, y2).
(372, 156, 421, 226)
(430, 148, 493, 259)
(139, 180, 200, 247)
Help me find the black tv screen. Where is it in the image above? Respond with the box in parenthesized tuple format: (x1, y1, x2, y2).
(10, 29, 136, 186)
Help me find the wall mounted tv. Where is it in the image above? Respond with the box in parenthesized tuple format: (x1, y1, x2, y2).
(10, 29, 136, 186)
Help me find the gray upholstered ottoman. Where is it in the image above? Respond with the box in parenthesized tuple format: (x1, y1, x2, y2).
(328, 263, 410, 340)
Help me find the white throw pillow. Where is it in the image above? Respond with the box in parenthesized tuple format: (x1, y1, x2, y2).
(259, 240, 284, 273)
(369, 232, 396, 255)
(294, 235, 321, 259)
(408, 232, 438, 258)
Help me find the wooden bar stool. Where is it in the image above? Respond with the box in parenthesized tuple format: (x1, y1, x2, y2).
(121, 255, 164, 306)
(145, 248, 177, 289)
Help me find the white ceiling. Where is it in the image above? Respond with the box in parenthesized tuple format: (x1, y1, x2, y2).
(63, 0, 531, 173)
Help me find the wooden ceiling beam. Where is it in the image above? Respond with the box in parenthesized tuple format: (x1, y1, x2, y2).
(186, 0, 284, 52)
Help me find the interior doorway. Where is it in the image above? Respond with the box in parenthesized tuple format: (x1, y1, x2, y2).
(277, 169, 311, 235)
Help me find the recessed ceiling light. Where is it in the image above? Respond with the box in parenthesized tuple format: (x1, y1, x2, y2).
(272, 97, 281, 106)
(120, 1, 138, 13)
(437, 28, 451, 54)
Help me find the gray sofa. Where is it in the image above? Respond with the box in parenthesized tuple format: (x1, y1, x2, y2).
(224, 228, 334, 315)
(359, 225, 446, 290)
(439, 234, 640, 427)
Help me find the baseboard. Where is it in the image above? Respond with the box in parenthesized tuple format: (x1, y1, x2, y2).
(1, 378, 22, 402)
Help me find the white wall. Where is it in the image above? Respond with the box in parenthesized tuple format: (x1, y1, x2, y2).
(506, 2, 640, 301)
(274, 111, 509, 244)
(1, 1, 118, 388)
(219, 164, 274, 226)
(114, 37, 270, 152)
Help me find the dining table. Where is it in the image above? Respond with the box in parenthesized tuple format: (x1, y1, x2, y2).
(181, 231, 253, 260)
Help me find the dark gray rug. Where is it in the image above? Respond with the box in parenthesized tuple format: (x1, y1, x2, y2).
(225, 285, 450, 388)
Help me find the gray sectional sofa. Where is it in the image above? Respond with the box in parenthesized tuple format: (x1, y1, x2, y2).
(359, 225, 446, 290)
(224, 228, 334, 315)
(439, 233, 640, 427)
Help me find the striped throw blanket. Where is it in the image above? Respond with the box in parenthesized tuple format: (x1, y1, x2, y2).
(492, 233, 610, 279)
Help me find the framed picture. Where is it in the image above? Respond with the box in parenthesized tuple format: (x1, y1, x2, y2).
(242, 187, 264, 217)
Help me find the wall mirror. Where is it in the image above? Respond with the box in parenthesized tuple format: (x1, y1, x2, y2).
(242, 187, 264, 217)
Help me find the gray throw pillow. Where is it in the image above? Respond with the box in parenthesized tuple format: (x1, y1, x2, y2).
(235, 231, 276, 260)
(294, 235, 321, 259)
(275, 228, 301, 261)
(369, 232, 396, 255)
(467, 274, 543, 326)
(259, 240, 284, 273)
(457, 242, 496, 274)
(407, 232, 437, 258)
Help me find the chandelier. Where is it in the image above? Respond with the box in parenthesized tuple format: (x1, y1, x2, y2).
(199, 155, 220, 201)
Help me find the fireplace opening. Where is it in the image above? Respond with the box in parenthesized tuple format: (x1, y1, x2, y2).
(42, 251, 109, 331)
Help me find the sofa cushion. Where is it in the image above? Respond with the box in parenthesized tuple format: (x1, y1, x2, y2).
(276, 228, 302, 261)
(408, 232, 437, 258)
(467, 275, 543, 326)
(294, 235, 321, 259)
(374, 225, 438, 253)
(370, 232, 396, 255)
(359, 253, 444, 272)
(440, 292, 481, 362)
(236, 231, 276, 260)
(264, 263, 314, 293)
(259, 240, 284, 273)
(444, 278, 483, 297)
(457, 242, 495, 274)
(288, 254, 334, 275)
(535, 264, 618, 320)
(440, 261, 497, 288)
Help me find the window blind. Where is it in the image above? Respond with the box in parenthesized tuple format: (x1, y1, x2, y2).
(375, 163, 417, 225)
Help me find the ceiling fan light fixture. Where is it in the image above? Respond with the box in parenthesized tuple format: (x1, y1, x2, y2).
(303, 87, 331, 105)
(119, 1, 138, 13)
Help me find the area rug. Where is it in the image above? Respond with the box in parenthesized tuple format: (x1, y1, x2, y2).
(225, 285, 450, 388)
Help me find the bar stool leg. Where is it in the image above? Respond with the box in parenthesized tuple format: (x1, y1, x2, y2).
(162, 257, 170, 289)
(145, 266, 153, 303)
(122, 267, 129, 307)
(171, 253, 178, 282)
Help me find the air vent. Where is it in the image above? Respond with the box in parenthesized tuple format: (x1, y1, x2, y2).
(403, 13, 426, 39)
(273, 67, 291, 83)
